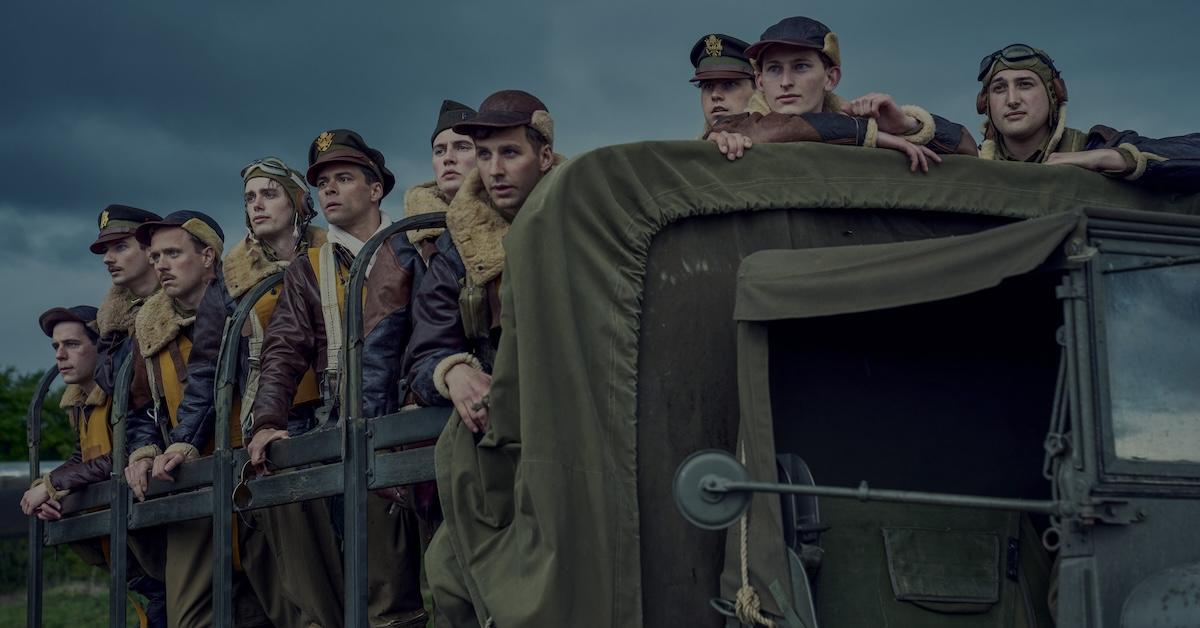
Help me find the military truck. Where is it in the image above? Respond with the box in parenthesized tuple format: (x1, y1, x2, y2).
(25, 141, 1200, 627)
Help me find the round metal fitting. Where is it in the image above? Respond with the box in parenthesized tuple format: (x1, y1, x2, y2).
(673, 449, 751, 530)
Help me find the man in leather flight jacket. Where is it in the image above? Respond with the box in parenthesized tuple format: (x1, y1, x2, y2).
(90, 204, 162, 395)
(976, 43, 1200, 192)
(705, 16, 978, 168)
(404, 88, 563, 628)
(245, 130, 429, 628)
(21, 305, 168, 627)
(148, 158, 344, 627)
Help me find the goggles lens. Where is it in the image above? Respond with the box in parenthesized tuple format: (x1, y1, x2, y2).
(977, 44, 1056, 81)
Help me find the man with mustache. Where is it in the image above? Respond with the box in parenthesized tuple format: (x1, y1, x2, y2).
(689, 33, 756, 134)
(707, 16, 978, 169)
(245, 130, 429, 627)
(404, 100, 477, 263)
(21, 305, 168, 627)
(120, 211, 271, 628)
(976, 43, 1200, 191)
(148, 158, 343, 627)
(90, 205, 162, 395)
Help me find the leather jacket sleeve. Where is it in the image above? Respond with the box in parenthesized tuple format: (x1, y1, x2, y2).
(1087, 125, 1200, 193)
(48, 442, 113, 492)
(126, 337, 166, 453)
(251, 256, 322, 436)
(94, 332, 130, 396)
(361, 235, 423, 418)
(404, 232, 468, 406)
(708, 111, 870, 146)
(169, 271, 233, 451)
(930, 114, 979, 156)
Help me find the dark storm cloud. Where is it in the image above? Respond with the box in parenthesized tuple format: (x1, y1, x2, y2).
(1, 0, 1198, 370)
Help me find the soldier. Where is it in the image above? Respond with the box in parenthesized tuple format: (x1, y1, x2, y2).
(244, 130, 429, 627)
(90, 205, 162, 395)
(404, 88, 561, 628)
(405, 90, 561, 434)
(147, 158, 343, 627)
(404, 100, 478, 263)
(707, 16, 978, 169)
(689, 33, 756, 133)
(118, 211, 271, 628)
(976, 43, 1200, 191)
(21, 305, 168, 627)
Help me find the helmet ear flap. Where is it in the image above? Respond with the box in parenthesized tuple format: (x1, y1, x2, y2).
(976, 90, 988, 115)
(1051, 77, 1068, 103)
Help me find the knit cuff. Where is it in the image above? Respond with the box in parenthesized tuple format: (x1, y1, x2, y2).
(433, 353, 484, 400)
(128, 444, 162, 465)
(165, 442, 201, 460)
(863, 118, 879, 148)
(40, 473, 71, 500)
(899, 105, 936, 146)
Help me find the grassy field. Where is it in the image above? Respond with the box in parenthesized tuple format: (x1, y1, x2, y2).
(0, 583, 140, 628)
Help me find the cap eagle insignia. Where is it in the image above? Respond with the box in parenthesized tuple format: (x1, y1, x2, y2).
(315, 131, 335, 153)
(99, 210, 110, 229)
(704, 35, 723, 57)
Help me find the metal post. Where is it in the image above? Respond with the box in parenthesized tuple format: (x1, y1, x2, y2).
(342, 213, 445, 627)
(25, 365, 58, 628)
(109, 355, 134, 628)
(212, 274, 282, 627)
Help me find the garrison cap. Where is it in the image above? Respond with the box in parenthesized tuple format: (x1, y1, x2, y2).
(690, 34, 754, 83)
(39, 305, 100, 342)
(432, 100, 477, 146)
(745, 16, 841, 67)
(90, 205, 162, 254)
(306, 129, 396, 198)
(453, 90, 554, 145)
(135, 210, 226, 257)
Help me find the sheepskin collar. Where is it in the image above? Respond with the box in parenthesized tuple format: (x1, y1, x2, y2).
(447, 155, 565, 286)
(59, 383, 106, 410)
(97, 285, 142, 336)
(134, 290, 195, 357)
(404, 181, 449, 245)
(223, 227, 327, 299)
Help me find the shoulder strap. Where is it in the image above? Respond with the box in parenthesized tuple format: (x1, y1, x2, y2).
(316, 242, 343, 422)
(238, 311, 266, 440)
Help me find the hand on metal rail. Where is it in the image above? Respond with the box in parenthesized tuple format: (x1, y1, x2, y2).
(126, 458, 153, 501)
(151, 451, 187, 482)
(34, 501, 63, 521)
(20, 483, 52, 516)
(247, 427, 289, 476)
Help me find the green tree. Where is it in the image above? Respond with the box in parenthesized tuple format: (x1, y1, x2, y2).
(0, 367, 76, 462)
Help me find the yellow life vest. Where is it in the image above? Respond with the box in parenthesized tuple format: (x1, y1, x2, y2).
(78, 401, 112, 462)
(149, 335, 243, 451)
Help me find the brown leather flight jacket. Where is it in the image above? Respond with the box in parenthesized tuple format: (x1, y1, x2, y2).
(47, 385, 114, 493)
(709, 106, 978, 156)
(250, 234, 424, 435)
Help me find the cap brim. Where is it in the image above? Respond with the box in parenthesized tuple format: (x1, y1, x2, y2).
(134, 219, 186, 246)
(38, 308, 84, 337)
(453, 111, 532, 135)
(89, 230, 138, 254)
(745, 39, 822, 62)
(690, 69, 756, 83)
(305, 149, 381, 186)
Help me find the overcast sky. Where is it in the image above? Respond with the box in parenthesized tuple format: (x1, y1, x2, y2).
(2, 1, 1196, 372)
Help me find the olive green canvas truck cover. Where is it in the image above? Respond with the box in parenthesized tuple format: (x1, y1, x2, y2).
(429, 140, 1200, 627)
